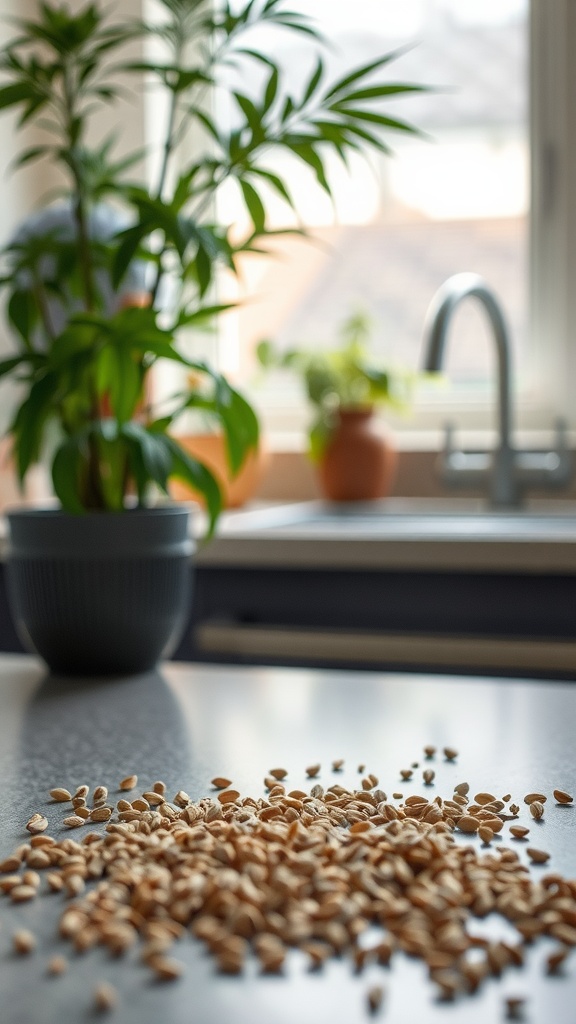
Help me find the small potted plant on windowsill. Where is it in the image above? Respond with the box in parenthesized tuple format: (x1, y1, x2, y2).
(257, 312, 415, 501)
(0, 1, 426, 674)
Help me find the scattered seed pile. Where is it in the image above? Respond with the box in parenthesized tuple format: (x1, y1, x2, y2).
(1, 749, 575, 1015)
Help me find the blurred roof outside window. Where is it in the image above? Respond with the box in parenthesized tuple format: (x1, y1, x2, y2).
(215, 0, 532, 445)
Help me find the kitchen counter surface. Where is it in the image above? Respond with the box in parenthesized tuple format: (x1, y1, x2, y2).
(197, 499, 576, 573)
(3, 498, 576, 573)
(0, 653, 575, 1023)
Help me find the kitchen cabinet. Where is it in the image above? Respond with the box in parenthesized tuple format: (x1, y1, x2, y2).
(189, 500, 576, 677)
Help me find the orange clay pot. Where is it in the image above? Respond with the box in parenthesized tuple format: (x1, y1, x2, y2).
(170, 433, 268, 509)
(317, 407, 397, 502)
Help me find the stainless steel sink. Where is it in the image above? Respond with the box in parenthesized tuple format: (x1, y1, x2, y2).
(218, 498, 576, 541)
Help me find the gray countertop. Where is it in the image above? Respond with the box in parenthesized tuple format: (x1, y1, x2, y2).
(0, 654, 575, 1023)
(3, 499, 576, 573)
(196, 499, 576, 573)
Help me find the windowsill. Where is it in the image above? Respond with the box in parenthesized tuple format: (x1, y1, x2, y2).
(255, 440, 576, 504)
(265, 427, 576, 454)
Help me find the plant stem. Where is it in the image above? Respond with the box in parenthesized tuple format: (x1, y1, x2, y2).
(62, 58, 95, 312)
(31, 272, 57, 346)
(85, 437, 104, 508)
(150, 16, 186, 308)
(156, 82, 180, 203)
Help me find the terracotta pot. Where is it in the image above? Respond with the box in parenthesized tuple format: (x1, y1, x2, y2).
(170, 433, 268, 508)
(317, 407, 397, 502)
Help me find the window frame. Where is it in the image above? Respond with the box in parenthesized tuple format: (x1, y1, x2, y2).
(529, 0, 576, 431)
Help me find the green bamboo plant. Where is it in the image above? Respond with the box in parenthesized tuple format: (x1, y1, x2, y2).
(0, 0, 427, 532)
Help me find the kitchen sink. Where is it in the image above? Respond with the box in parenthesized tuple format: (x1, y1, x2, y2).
(214, 498, 576, 542)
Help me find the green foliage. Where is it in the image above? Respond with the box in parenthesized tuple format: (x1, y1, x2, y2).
(256, 312, 415, 461)
(0, 0, 428, 532)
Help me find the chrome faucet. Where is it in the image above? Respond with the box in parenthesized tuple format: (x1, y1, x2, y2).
(422, 272, 572, 508)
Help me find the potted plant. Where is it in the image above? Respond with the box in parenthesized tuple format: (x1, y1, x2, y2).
(0, 1, 426, 673)
(257, 312, 415, 501)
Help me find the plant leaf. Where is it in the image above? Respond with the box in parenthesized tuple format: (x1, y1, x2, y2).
(0, 354, 40, 378)
(336, 83, 429, 103)
(176, 302, 237, 328)
(7, 291, 37, 345)
(239, 178, 266, 233)
(121, 422, 173, 491)
(323, 50, 412, 101)
(51, 438, 86, 514)
(263, 65, 279, 112)
(233, 91, 263, 136)
(249, 168, 295, 208)
(0, 83, 36, 111)
(112, 221, 154, 289)
(162, 435, 222, 538)
(301, 56, 324, 106)
(290, 143, 331, 194)
(105, 344, 144, 423)
(11, 372, 59, 481)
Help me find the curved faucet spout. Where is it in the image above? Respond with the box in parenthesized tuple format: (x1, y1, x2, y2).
(422, 273, 572, 507)
(423, 272, 513, 451)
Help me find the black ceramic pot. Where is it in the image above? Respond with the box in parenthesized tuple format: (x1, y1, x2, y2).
(5, 506, 194, 676)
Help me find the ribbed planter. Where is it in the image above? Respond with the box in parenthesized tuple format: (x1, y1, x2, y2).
(5, 506, 194, 676)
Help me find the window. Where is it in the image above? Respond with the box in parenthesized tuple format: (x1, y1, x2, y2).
(215, 0, 575, 451)
(0, 2, 574, 454)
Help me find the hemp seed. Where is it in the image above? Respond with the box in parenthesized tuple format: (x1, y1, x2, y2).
(94, 982, 118, 1012)
(1, 753, 575, 1015)
(118, 775, 138, 792)
(47, 955, 68, 976)
(510, 825, 530, 839)
(25, 813, 48, 834)
(49, 788, 72, 803)
(367, 985, 384, 1013)
(13, 929, 36, 954)
(211, 777, 232, 789)
(526, 848, 550, 864)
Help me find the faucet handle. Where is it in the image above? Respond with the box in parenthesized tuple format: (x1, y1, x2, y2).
(442, 421, 455, 456)
(438, 421, 491, 486)
(513, 416, 573, 491)
(438, 421, 457, 475)
(554, 416, 568, 453)
(549, 416, 572, 483)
